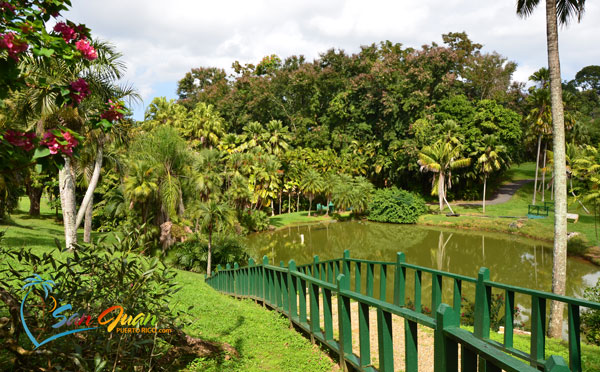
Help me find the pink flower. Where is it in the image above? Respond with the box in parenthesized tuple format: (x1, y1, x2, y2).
(69, 78, 90, 104)
(0, 33, 28, 61)
(40, 130, 78, 156)
(75, 39, 97, 60)
(54, 22, 77, 43)
(0, 2, 15, 14)
(101, 100, 125, 122)
(4, 130, 36, 151)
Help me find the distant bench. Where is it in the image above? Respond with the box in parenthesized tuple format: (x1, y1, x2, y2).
(528, 204, 549, 219)
(567, 213, 579, 223)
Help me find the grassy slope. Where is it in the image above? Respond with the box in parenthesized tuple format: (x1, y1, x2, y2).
(419, 162, 600, 248)
(0, 201, 335, 372)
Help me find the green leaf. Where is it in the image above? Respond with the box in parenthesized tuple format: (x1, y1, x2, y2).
(35, 164, 43, 174)
(33, 147, 51, 159)
(33, 48, 55, 57)
(60, 87, 71, 96)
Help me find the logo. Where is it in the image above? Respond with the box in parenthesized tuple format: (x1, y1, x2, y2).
(20, 274, 170, 349)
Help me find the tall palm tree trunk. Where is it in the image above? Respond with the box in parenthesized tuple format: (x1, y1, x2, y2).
(207, 228, 213, 277)
(533, 135, 542, 205)
(288, 191, 291, 214)
(483, 175, 487, 214)
(438, 173, 445, 211)
(59, 156, 77, 250)
(546, 0, 568, 339)
(541, 142, 547, 202)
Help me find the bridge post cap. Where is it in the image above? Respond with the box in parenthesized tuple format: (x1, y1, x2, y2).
(478, 267, 490, 279)
(343, 250, 350, 258)
(396, 252, 406, 262)
(545, 355, 569, 372)
(262, 256, 269, 264)
(288, 259, 296, 270)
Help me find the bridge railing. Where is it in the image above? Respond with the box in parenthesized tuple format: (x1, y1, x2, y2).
(206, 250, 600, 372)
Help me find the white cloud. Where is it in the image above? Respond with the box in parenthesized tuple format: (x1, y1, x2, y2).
(64, 0, 600, 118)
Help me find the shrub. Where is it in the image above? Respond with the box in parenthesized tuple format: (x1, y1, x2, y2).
(169, 233, 249, 273)
(0, 234, 214, 371)
(567, 235, 589, 256)
(460, 294, 522, 331)
(239, 210, 270, 232)
(582, 279, 600, 345)
(367, 187, 427, 224)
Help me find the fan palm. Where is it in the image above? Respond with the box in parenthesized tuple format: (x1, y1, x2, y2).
(516, 0, 587, 339)
(474, 135, 509, 213)
(193, 200, 235, 276)
(299, 168, 324, 216)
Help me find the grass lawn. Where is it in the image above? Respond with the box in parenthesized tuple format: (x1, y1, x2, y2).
(503, 161, 537, 181)
(0, 201, 336, 372)
(269, 210, 351, 229)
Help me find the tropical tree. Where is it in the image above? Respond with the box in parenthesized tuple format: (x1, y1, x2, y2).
(525, 85, 552, 205)
(299, 168, 324, 216)
(516, 0, 587, 338)
(474, 135, 509, 213)
(193, 200, 235, 276)
(418, 139, 471, 214)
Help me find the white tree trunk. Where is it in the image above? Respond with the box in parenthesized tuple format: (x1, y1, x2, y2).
(483, 175, 487, 214)
(438, 173, 444, 211)
(59, 156, 77, 250)
(533, 135, 542, 205)
(546, 0, 568, 339)
(83, 193, 93, 243)
(541, 142, 547, 203)
(75, 146, 103, 230)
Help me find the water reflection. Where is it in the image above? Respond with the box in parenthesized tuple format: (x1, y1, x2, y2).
(245, 221, 600, 298)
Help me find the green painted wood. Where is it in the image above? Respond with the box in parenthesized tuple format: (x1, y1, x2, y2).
(262, 256, 269, 306)
(288, 260, 298, 321)
(415, 270, 422, 313)
(309, 282, 320, 336)
(405, 318, 418, 372)
(432, 272, 442, 317)
(367, 262, 374, 298)
(475, 267, 491, 339)
(485, 358, 502, 372)
(226, 264, 231, 293)
(298, 276, 307, 324)
(342, 250, 350, 278)
(275, 269, 282, 309)
(323, 288, 334, 341)
(355, 261, 362, 294)
(337, 274, 352, 372)
(546, 355, 571, 372)
(313, 255, 319, 281)
(453, 279, 462, 324)
(334, 261, 340, 282)
(568, 304, 581, 372)
(461, 345, 477, 372)
(380, 264, 387, 301)
(281, 261, 289, 314)
(377, 308, 394, 372)
(234, 262, 239, 295)
(434, 304, 459, 372)
(394, 253, 406, 307)
(531, 295, 546, 364)
(358, 302, 371, 367)
(504, 290, 514, 349)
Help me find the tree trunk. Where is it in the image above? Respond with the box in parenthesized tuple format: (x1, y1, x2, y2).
(75, 146, 103, 230)
(26, 181, 43, 217)
(533, 135, 542, 205)
(206, 229, 213, 277)
(438, 173, 445, 212)
(270, 199, 275, 217)
(83, 193, 93, 243)
(541, 142, 548, 203)
(296, 192, 300, 212)
(308, 196, 312, 217)
(59, 156, 77, 250)
(279, 193, 282, 215)
(325, 197, 330, 216)
(482, 175, 487, 214)
(288, 191, 291, 214)
(546, 0, 568, 339)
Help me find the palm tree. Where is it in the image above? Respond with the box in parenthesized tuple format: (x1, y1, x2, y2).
(194, 200, 235, 276)
(265, 120, 291, 156)
(352, 176, 374, 214)
(299, 168, 324, 216)
(418, 139, 471, 214)
(516, 0, 587, 338)
(321, 172, 337, 216)
(474, 135, 509, 213)
(525, 86, 552, 205)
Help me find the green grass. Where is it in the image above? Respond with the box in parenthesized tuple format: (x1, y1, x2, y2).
(503, 161, 537, 181)
(420, 162, 600, 253)
(0, 201, 336, 372)
(461, 325, 600, 371)
(269, 210, 335, 229)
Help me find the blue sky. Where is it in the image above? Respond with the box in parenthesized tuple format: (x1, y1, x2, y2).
(65, 0, 600, 121)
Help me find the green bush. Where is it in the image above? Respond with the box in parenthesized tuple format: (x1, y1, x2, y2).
(367, 187, 427, 224)
(583, 279, 600, 345)
(0, 234, 203, 371)
(239, 210, 270, 232)
(169, 233, 249, 273)
(568, 235, 589, 256)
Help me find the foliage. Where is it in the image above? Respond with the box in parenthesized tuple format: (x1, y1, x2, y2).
(367, 187, 426, 224)
(582, 279, 600, 345)
(169, 233, 249, 273)
(460, 293, 521, 332)
(0, 236, 200, 371)
(239, 209, 270, 233)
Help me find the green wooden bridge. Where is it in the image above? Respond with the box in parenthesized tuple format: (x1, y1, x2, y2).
(205, 250, 600, 372)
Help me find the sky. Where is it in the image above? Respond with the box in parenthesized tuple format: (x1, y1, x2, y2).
(65, 0, 600, 121)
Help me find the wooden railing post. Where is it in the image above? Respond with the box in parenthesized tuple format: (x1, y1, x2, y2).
(394, 252, 406, 307)
(337, 273, 351, 372)
(434, 303, 459, 372)
(342, 249, 350, 278)
(545, 355, 570, 372)
(233, 262, 239, 296)
(313, 255, 319, 279)
(288, 260, 298, 327)
(262, 256, 269, 307)
(226, 264, 231, 294)
(474, 267, 491, 339)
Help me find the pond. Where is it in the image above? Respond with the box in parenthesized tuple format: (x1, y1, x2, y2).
(245, 221, 600, 315)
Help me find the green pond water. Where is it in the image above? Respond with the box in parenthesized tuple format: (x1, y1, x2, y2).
(245, 221, 600, 315)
